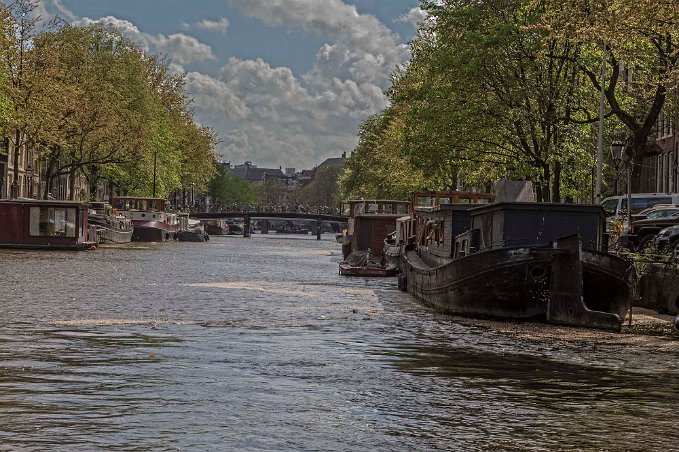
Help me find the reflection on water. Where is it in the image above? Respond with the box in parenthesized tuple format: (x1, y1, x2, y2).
(0, 234, 677, 450)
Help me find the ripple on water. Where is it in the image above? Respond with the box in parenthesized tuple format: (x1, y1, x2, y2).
(0, 237, 677, 450)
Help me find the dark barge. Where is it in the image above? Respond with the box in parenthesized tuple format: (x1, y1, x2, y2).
(399, 202, 635, 332)
(0, 199, 96, 250)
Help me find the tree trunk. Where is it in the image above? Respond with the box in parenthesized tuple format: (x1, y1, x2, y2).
(552, 162, 561, 203)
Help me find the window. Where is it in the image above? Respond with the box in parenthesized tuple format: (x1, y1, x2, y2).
(601, 199, 618, 216)
(621, 197, 672, 214)
(29, 207, 77, 237)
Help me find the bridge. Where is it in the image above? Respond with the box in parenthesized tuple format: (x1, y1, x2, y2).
(190, 211, 348, 239)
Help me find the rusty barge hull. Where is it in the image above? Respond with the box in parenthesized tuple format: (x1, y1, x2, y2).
(401, 239, 634, 331)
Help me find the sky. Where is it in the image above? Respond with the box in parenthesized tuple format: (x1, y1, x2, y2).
(31, 0, 426, 171)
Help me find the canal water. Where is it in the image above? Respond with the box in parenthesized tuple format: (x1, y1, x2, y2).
(0, 235, 677, 450)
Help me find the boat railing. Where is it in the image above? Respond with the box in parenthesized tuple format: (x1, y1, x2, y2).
(474, 237, 604, 253)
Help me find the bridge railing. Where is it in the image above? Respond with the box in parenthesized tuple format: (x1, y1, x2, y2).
(194, 203, 342, 216)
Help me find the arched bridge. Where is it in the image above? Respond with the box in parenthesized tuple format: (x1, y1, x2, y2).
(190, 211, 348, 239)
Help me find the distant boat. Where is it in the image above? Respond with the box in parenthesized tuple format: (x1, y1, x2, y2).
(0, 198, 96, 250)
(177, 215, 209, 242)
(88, 202, 133, 244)
(111, 197, 181, 242)
(203, 219, 230, 236)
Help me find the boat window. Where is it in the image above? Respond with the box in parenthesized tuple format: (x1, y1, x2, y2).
(29, 207, 77, 238)
(417, 196, 434, 208)
(383, 204, 393, 214)
(439, 197, 451, 205)
(368, 203, 378, 213)
(396, 204, 409, 214)
(354, 203, 364, 215)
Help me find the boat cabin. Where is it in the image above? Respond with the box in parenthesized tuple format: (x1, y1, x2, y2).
(455, 203, 606, 258)
(0, 199, 94, 249)
(414, 202, 607, 260)
(414, 204, 478, 260)
(111, 196, 179, 227)
(342, 199, 410, 256)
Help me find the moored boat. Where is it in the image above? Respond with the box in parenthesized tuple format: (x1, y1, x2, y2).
(0, 199, 96, 250)
(338, 199, 410, 276)
(383, 191, 495, 267)
(111, 197, 181, 242)
(339, 249, 398, 276)
(399, 202, 635, 332)
(88, 202, 133, 244)
(203, 219, 230, 236)
(177, 215, 209, 242)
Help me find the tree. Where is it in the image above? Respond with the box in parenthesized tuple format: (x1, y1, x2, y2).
(340, 110, 428, 200)
(208, 167, 257, 204)
(542, 0, 679, 191)
(397, 0, 593, 201)
(299, 165, 342, 207)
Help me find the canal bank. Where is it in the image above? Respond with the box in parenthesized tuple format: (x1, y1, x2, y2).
(0, 234, 677, 450)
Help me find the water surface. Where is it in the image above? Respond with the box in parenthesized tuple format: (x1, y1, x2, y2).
(0, 235, 677, 450)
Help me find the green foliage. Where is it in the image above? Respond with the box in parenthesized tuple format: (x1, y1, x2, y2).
(208, 167, 258, 204)
(298, 165, 342, 207)
(0, 1, 217, 200)
(345, 0, 678, 202)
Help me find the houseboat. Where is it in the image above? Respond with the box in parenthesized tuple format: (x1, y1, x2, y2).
(111, 197, 183, 242)
(338, 199, 410, 276)
(0, 199, 96, 250)
(399, 202, 635, 332)
(88, 202, 133, 244)
(384, 191, 495, 267)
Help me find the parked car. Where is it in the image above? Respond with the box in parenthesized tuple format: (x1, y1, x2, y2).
(601, 193, 679, 229)
(656, 225, 679, 253)
(618, 212, 679, 251)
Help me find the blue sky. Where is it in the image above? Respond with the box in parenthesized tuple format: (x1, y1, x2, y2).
(33, 0, 424, 170)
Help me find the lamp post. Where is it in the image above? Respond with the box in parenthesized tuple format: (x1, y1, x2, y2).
(673, 158, 678, 193)
(191, 182, 195, 209)
(611, 140, 632, 228)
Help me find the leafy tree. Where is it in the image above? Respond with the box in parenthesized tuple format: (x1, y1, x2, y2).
(298, 165, 342, 207)
(541, 0, 679, 191)
(2, 0, 42, 198)
(396, 0, 592, 201)
(208, 167, 257, 204)
(339, 110, 427, 200)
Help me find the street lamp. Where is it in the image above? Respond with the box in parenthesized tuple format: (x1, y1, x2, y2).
(191, 182, 195, 209)
(610, 140, 633, 228)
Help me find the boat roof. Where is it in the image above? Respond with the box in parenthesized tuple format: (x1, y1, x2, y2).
(0, 198, 86, 206)
(344, 199, 410, 204)
(111, 196, 165, 201)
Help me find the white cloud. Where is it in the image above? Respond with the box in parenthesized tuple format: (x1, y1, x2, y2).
(398, 7, 428, 27)
(153, 33, 216, 65)
(46, 1, 413, 169)
(72, 16, 216, 67)
(194, 17, 230, 34)
(231, 0, 409, 87)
